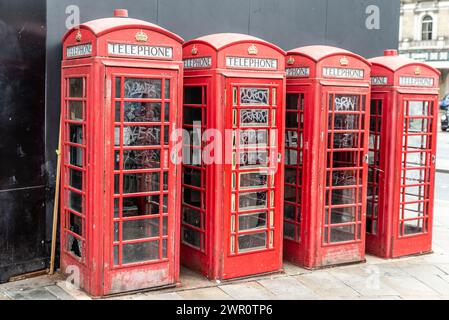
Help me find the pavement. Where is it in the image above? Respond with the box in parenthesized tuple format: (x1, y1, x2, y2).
(1, 128, 449, 301)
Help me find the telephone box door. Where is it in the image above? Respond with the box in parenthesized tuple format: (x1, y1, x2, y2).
(392, 94, 437, 256)
(104, 67, 180, 292)
(320, 88, 369, 258)
(223, 77, 284, 279)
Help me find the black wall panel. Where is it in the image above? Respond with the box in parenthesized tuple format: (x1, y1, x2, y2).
(0, 0, 47, 283)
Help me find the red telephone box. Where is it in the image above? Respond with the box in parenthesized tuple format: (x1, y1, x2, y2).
(283, 46, 371, 269)
(180, 34, 286, 280)
(366, 50, 440, 258)
(60, 9, 184, 296)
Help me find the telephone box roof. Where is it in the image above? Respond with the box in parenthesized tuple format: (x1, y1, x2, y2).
(369, 50, 440, 74)
(186, 33, 285, 54)
(288, 45, 370, 65)
(63, 11, 183, 43)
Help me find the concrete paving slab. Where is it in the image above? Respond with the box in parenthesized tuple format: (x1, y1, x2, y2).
(282, 262, 310, 276)
(382, 276, 440, 297)
(45, 285, 75, 300)
(5, 287, 58, 300)
(177, 287, 232, 300)
(328, 268, 401, 297)
(56, 281, 92, 300)
(220, 281, 275, 300)
(296, 271, 360, 298)
(396, 262, 447, 278)
(434, 264, 449, 275)
(258, 276, 319, 300)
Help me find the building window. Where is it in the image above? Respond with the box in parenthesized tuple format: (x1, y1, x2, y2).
(421, 15, 433, 41)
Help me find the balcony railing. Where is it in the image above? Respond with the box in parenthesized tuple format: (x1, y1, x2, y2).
(400, 39, 449, 50)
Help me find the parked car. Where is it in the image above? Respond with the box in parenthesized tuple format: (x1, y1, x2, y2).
(440, 94, 449, 110)
(442, 110, 449, 131)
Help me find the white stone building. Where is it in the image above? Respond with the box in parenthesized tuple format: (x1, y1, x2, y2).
(400, 0, 449, 96)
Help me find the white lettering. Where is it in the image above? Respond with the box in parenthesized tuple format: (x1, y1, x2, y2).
(184, 57, 212, 69)
(286, 67, 310, 78)
(399, 76, 434, 87)
(66, 44, 92, 58)
(371, 76, 388, 85)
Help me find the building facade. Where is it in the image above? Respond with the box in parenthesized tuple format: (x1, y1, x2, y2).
(400, 0, 449, 96)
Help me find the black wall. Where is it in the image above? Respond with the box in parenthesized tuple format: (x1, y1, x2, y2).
(0, 0, 400, 282)
(0, 0, 47, 282)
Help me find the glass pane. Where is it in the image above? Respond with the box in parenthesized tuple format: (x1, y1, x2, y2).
(330, 133, 360, 149)
(286, 113, 299, 128)
(69, 169, 83, 190)
(240, 172, 268, 189)
(285, 149, 298, 165)
(240, 109, 269, 126)
(284, 223, 296, 240)
(68, 101, 83, 121)
(284, 186, 296, 202)
(286, 132, 299, 148)
(330, 206, 357, 224)
(183, 188, 201, 208)
(123, 149, 161, 170)
(165, 103, 170, 122)
(239, 212, 267, 231)
(240, 130, 268, 146)
(124, 102, 161, 122)
(184, 87, 203, 105)
(408, 118, 428, 133)
(239, 191, 267, 210)
(69, 124, 83, 144)
(238, 232, 267, 252)
(182, 227, 201, 248)
(123, 126, 161, 146)
(408, 101, 427, 116)
(183, 207, 201, 228)
(69, 191, 82, 213)
(124, 78, 162, 99)
(333, 114, 360, 130)
(284, 204, 296, 221)
(330, 188, 359, 206)
(69, 213, 82, 236)
(240, 88, 269, 105)
(184, 107, 202, 125)
(69, 78, 83, 98)
(239, 151, 269, 168)
(123, 172, 160, 194)
(122, 241, 160, 264)
(285, 169, 297, 184)
(286, 94, 299, 110)
(183, 167, 201, 187)
(330, 225, 355, 243)
(333, 95, 360, 112)
(122, 195, 161, 217)
(115, 77, 121, 98)
(404, 220, 424, 235)
(122, 218, 159, 241)
(331, 170, 359, 187)
(165, 79, 170, 99)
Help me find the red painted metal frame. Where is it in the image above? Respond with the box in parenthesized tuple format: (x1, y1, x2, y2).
(181, 34, 286, 280)
(60, 11, 184, 296)
(284, 46, 372, 269)
(367, 52, 439, 258)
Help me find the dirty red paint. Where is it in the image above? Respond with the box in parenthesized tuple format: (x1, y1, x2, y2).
(366, 50, 440, 258)
(283, 46, 372, 269)
(60, 9, 184, 296)
(180, 33, 286, 280)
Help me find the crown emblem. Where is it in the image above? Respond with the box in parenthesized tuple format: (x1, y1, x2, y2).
(191, 45, 199, 55)
(287, 57, 295, 65)
(248, 44, 258, 55)
(135, 30, 149, 42)
(415, 67, 421, 75)
(75, 30, 82, 42)
(340, 56, 349, 66)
